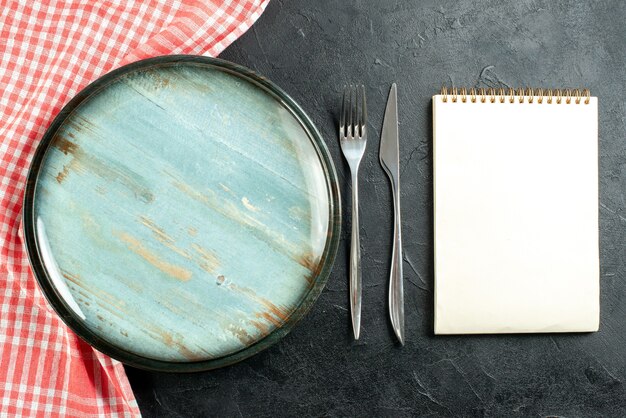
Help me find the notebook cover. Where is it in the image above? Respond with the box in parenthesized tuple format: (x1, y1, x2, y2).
(433, 93, 599, 334)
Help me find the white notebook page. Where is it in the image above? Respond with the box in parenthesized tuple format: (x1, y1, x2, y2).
(433, 94, 599, 334)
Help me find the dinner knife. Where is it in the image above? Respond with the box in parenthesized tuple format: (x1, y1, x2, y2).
(379, 83, 405, 345)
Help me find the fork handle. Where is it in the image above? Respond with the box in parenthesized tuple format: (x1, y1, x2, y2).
(350, 173, 362, 340)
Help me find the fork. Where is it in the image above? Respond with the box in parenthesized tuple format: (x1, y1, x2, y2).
(339, 85, 367, 340)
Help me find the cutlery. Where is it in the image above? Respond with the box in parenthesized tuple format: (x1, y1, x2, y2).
(339, 85, 367, 340)
(380, 83, 404, 345)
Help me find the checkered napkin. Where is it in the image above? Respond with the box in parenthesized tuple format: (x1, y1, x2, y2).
(0, 1, 268, 416)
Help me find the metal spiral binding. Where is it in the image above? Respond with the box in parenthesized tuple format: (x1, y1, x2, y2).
(440, 86, 590, 104)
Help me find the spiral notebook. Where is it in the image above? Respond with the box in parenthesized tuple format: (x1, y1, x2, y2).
(433, 88, 599, 334)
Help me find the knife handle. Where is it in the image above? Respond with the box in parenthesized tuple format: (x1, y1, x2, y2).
(388, 180, 404, 344)
(350, 174, 362, 340)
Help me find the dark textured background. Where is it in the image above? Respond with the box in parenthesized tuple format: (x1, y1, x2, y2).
(125, 0, 626, 416)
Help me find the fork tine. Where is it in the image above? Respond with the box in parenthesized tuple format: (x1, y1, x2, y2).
(360, 85, 367, 137)
(340, 86, 347, 137)
(348, 84, 354, 137)
(355, 85, 361, 136)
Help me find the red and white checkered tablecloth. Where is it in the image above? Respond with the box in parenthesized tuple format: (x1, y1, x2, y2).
(0, 1, 268, 416)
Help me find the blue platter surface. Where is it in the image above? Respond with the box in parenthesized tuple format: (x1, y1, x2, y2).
(23, 56, 340, 371)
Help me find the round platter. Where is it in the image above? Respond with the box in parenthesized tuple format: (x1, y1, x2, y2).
(23, 56, 340, 372)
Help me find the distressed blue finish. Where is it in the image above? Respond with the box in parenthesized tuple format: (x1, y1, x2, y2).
(32, 62, 334, 363)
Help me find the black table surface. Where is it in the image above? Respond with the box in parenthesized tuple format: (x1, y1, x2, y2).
(125, 1, 626, 416)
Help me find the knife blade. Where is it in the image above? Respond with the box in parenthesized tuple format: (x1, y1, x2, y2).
(379, 83, 405, 345)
